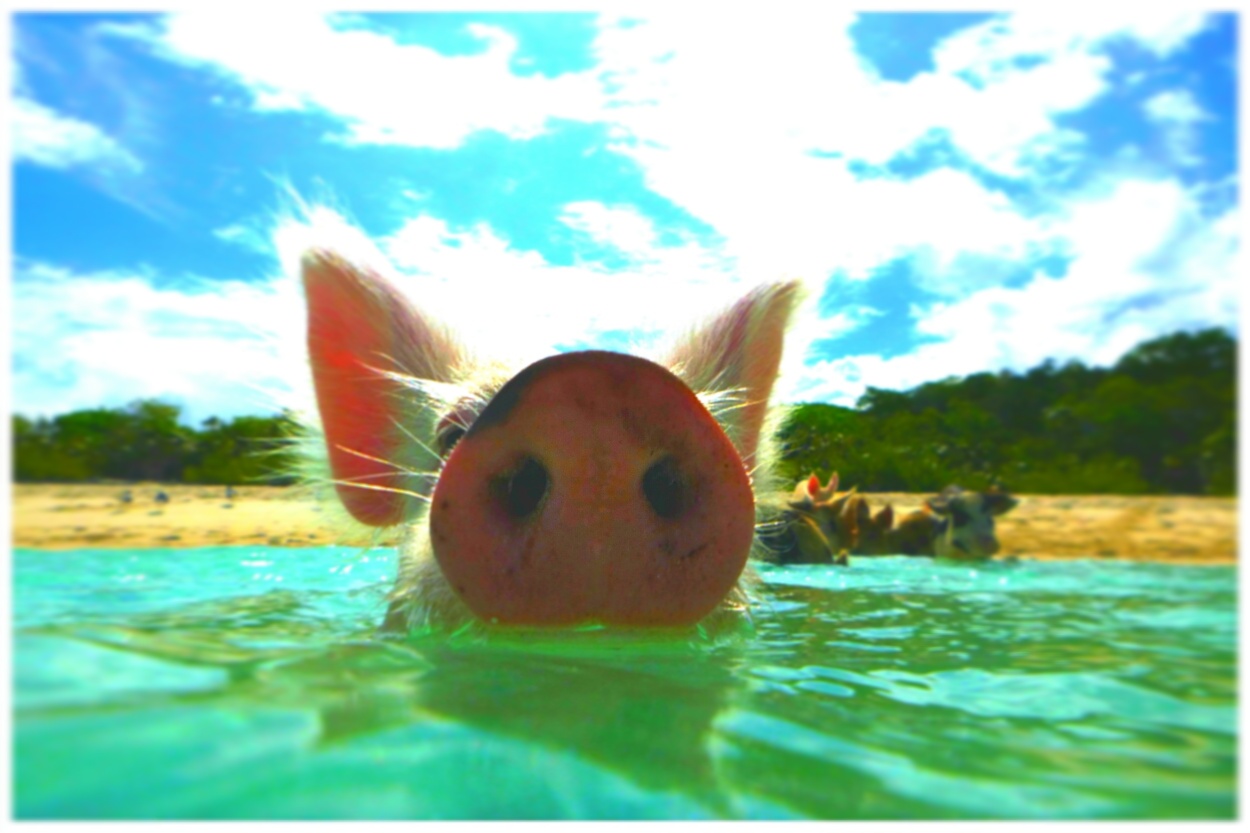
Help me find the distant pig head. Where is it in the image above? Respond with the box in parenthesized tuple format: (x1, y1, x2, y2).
(927, 485, 1019, 560)
(765, 472, 858, 564)
(301, 247, 801, 630)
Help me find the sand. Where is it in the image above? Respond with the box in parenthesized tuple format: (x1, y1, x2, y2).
(10, 483, 397, 550)
(9, 483, 1238, 564)
(864, 491, 1237, 565)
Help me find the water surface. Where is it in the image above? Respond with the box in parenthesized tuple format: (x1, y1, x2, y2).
(13, 546, 1237, 819)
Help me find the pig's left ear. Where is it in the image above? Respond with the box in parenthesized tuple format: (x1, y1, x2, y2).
(303, 248, 467, 527)
(662, 280, 803, 473)
(787, 473, 819, 508)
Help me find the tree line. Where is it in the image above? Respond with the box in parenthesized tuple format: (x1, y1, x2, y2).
(11, 327, 1236, 495)
(12, 401, 300, 485)
(775, 327, 1235, 496)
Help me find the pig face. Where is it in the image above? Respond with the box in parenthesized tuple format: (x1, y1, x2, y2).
(301, 247, 801, 630)
(927, 486, 1019, 560)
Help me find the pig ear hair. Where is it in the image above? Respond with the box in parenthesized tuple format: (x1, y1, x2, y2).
(302, 248, 469, 527)
(661, 280, 804, 480)
(787, 473, 818, 509)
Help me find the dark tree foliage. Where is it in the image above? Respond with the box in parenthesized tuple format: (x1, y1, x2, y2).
(11, 328, 1236, 494)
(12, 400, 299, 485)
(776, 327, 1235, 496)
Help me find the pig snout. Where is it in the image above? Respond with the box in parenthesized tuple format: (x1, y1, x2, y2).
(429, 350, 756, 627)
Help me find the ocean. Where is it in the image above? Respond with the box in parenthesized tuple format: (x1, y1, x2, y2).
(12, 545, 1237, 819)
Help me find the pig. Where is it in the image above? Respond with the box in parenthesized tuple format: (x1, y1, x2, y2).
(881, 485, 1019, 560)
(757, 472, 855, 565)
(842, 495, 894, 556)
(792, 471, 841, 504)
(298, 244, 802, 632)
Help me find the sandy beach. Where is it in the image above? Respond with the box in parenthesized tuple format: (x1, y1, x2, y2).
(10, 483, 1237, 564)
(11, 483, 398, 550)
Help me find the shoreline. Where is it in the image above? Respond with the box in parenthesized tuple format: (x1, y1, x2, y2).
(10, 483, 1238, 565)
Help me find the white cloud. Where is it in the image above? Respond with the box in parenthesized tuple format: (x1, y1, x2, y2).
(933, 8, 1207, 74)
(559, 201, 662, 261)
(102, 10, 1216, 298)
(11, 96, 142, 174)
(20, 11, 1228, 420)
(1144, 89, 1207, 124)
(213, 222, 274, 255)
(1143, 88, 1209, 167)
(268, 203, 830, 394)
(11, 261, 310, 424)
(581, 9, 1210, 304)
(844, 167, 1055, 291)
(792, 176, 1238, 406)
(116, 12, 602, 149)
(580, 8, 1223, 407)
(377, 209, 754, 359)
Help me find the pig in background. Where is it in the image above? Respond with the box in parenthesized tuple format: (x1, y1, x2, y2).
(762, 472, 1019, 563)
(755, 472, 855, 566)
(285, 210, 809, 634)
(878, 485, 1019, 560)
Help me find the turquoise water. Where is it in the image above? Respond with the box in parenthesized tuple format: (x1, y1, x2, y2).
(13, 546, 1237, 820)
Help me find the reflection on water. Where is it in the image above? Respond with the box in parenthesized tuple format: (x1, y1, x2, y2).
(12, 548, 1237, 820)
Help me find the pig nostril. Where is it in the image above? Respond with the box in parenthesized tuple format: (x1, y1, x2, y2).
(642, 455, 688, 520)
(494, 455, 549, 520)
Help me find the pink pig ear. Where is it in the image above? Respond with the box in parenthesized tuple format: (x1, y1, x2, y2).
(787, 473, 817, 509)
(302, 249, 467, 527)
(814, 471, 839, 502)
(662, 281, 803, 473)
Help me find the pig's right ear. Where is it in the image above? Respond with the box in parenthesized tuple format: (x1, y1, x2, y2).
(662, 280, 803, 474)
(303, 249, 467, 527)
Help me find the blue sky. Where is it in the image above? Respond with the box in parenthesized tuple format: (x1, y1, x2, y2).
(10, 10, 1239, 425)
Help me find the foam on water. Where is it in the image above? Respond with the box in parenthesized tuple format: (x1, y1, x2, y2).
(12, 546, 1237, 820)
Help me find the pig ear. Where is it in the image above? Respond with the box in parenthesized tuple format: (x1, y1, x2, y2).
(926, 485, 963, 516)
(303, 249, 467, 527)
(814, 471, 839, 502)
(662, 280, 803, 473)
(856, 496, 871, 523)
(984, 488, 1019, 515)
(839, 497, 861, 535)
(787, 474, 818, 509)
(876, 505, 894, 528)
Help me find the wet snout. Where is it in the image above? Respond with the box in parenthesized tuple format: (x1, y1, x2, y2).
(429, 350, 755, 627)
